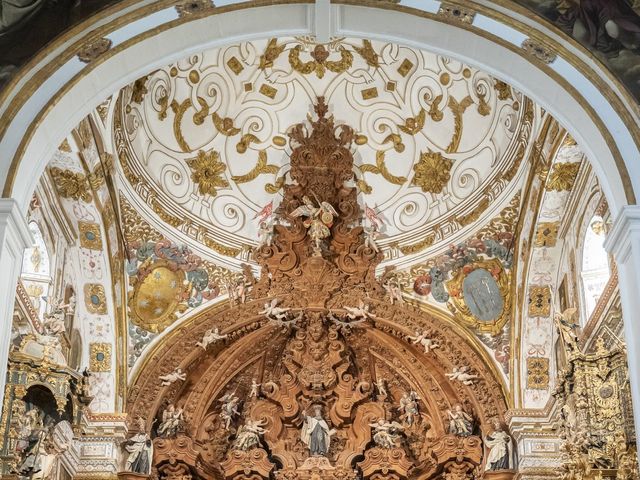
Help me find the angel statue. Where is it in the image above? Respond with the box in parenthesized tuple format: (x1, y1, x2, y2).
(408, 330, 440, 353)
(259, 299, 290, 321)
(290, 195, 339, 256)
(219, 393, 241, 430)
(370, 419, 405, 448)
(196, 328, 228, 349)
(257, 221, 274, 248)
(446, 366, 478, 385)
(233, 419, 268, 451)
(383, 281, 404, 305)
(398, 391, 420, 426)
(375, 378, 387, 398)
(157, 404, 185, 437)
(159, 367, 186, 386)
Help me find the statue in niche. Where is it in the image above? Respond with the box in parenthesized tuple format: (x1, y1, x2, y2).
(375, 378, 387, 398)
(301, 405, 336, 457)
(398, 391, 420, 426)
(447, 404, 474, 436)
(219, 393, 241, 430)
(290, 195, 338, 256)
(123, 417, 153, 474)
(42, 297, 69, 336)
(370, 419, 405, 448)
(484, 420, 514, 471)
(554, 307, 580, 353)
(249, 378, 261, 398)
(233, 419, 268, 450)
(157, 404, 185, 437)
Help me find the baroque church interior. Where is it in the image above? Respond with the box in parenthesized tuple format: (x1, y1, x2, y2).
(1, 1, 640, 480)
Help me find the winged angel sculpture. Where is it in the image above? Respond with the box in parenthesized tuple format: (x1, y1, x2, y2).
(290, 195, 339, 256)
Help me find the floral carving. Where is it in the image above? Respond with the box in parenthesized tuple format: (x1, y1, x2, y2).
(546, 162, 581, 191)
(186, 150, 229, 196)
(411, 151, 453, 194)
(49, 167, 92, 202)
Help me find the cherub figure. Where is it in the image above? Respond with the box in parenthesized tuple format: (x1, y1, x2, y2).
(258, 221, 274, 248)
(370, 419, 404, 448)
(159, 368, 186, 386)
(290, 195, 339, 255)
(383, 281, 403, 305)
(364, 224, 381, 253)
(259, 299, 290, 321)
(196, 328, 228, 349)
(219, 393, 241, 430)
(408, 330, 440, 353)
(446, 366, 479, 385)
(344, 300, 376, 321)
(249, 378, 261, 398)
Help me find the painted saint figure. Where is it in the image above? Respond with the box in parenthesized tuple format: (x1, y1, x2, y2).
(301, 405, 336, 456)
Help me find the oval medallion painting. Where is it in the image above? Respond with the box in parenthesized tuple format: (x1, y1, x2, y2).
(129, 263, 187, 333)
(461, 268, 504, 322)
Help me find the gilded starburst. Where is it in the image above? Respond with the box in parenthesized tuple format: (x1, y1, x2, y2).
(412, 151, 453, 194)
(187, 150, 229, 196)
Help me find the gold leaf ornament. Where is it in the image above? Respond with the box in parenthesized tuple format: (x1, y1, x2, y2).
(398, 108, 426, 135)
(358, 150, 408, 187)
(412, 151, 453, 194)
(231, 150, 279, 184)
(212, 112, 241, 136)
(186, 150, 230, 196)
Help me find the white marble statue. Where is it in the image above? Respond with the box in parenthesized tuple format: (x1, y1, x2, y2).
(159, 367, 186, 386)
(259, 299, 290, 321)
(301, 405, 336, 457)
(234, 419, 268, 450)
(219, 393, 241, 430)
(446, 366, 479, 385)
(408, 330, 440, 353)
(370, 419, 404, 448)
(196, 328, 228, 349)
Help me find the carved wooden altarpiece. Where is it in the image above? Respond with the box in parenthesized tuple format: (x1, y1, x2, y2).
(126, 99, 512, 480)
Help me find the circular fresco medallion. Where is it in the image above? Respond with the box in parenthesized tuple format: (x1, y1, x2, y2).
(461, 268, 504, 322)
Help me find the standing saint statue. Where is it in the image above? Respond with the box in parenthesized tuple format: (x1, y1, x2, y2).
(484, 420, 514, 471)
(123, 417, 153, 474)
(300, 405, 336, 456)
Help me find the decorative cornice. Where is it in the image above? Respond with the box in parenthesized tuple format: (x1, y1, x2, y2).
(0, 198, 33, 249)
(603, 205, 640, 262)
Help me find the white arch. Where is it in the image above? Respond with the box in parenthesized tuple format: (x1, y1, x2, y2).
(0, 2, 637, 214)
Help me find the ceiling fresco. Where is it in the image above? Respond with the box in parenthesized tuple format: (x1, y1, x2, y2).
(117, 37, 532, 271)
